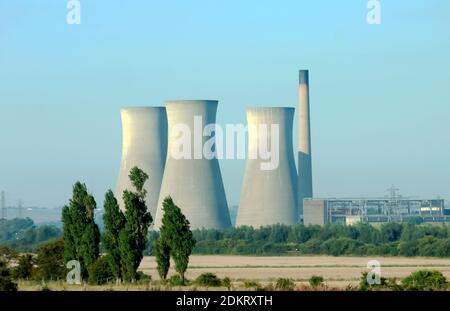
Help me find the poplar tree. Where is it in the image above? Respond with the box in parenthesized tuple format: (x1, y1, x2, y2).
(154, 238, 170, 280)
(102, 190, 125, 280)
(159, 196, 196, 283)
(119, 167, 153, 282)
(62, 182, 100, 279)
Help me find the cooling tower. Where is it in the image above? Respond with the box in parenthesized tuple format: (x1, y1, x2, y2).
(154, 100, 232, 230)
(116, 107, 167, 218)
(298, 70, 313, 220)
(236, 107, 298, 227)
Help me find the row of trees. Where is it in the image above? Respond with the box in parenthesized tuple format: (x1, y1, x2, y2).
(62, 167, 153, 283)
(0, 166, 196, 289)
(62, 166, 195, 284)
(192, 222, 450, 244)
(0, 218, 61, 252)
(187, 223, 450, 257)
(103, 167, 153, 282)
(0, 239, 66, 291)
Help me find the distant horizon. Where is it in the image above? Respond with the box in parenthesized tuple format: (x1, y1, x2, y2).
(1, 191, 450, 210)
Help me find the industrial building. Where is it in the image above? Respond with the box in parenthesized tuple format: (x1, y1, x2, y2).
(112, 71, 449, 230)
(304, 197, 450, 226)
(116, 107, 168, 217)
(154, 100, 232, 230)
(236, 107, 298, 227)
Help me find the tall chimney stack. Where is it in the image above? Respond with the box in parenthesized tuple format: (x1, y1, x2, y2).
(298, 70, 313, 221)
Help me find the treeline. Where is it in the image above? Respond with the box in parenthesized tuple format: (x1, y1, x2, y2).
(0, 239, 66, 291)
(61, 167, 153, 284)
(0, 218, 61, 252)
(187, 223, 450, 257)
(0, 166, 196, 290)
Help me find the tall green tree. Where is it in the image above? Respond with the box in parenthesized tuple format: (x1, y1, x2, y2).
(102, 190, 126, 280)
(154, 238, 170, 280)
(62, 182, 100, 279)
(159, 196, 196, 283)
(119, 167, 153, 282)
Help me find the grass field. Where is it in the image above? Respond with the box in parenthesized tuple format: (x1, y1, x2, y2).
(17, 255, 450, 291)
(140, 255, 450, 288)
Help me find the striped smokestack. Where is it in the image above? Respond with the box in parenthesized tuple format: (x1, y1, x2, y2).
(298, 70, 313, 221)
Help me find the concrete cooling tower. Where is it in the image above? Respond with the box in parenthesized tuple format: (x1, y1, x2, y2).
(298, 70, 313, 220)
(116, 107, 167, 218)
(236, 107, 298, 227)
(154, 100, 232, 230)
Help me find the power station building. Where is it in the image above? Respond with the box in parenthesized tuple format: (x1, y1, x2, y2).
(153, 100, 232, 230)
(114, 73, 449, 230)
(116, 107, 168, 217)
(236, 107, 298, 227)
(304, 198, 450, 226)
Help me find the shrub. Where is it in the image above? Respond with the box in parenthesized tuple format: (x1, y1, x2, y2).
(359, 272, 389, 291)
(309, 275, 324, 288)
(275, 278, 295, 291)
(195, 273, 222, 287)
(0, 246, 17, 265)
(402, 270, 448, 291)
(243, 280, 261, 288)
(168, 275, 187, 286)
(136, 271, 151, 282)
(88, 256, 114, 285)
(12, 254, 34, 280)
(34, 239, 66, 281)
(0, 261, 17, 291)
(256, 283, 275, 291)
(222, 277, 231, 290)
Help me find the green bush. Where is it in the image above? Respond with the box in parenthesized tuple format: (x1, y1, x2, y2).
(168, 275, 188, 286)
(275, 278, 295, 291)
(222, 277, 231, 290)
(12, 254, 34, 280)
(243, 280, 261, 288)
(136, 271, 151, 282)
(359, 272, 390, 291)
(34, 239, 66, 281)
(0, 261, 17, 291)
(88, 256, 114, 285)
(309, 275, 324, 288)
(195, 273, 222, 287)
(256, 283, 275, 291)
(402, 270, 448, 291)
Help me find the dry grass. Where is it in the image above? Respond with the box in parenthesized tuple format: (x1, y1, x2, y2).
(140, 255, 450, 283)
(17, 255, 450, 291)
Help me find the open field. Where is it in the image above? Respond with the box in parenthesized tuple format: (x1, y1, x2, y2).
(16, 255, 450, 290)
(141, 255, 450, 288)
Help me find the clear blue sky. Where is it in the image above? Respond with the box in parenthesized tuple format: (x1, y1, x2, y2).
(1, 0, 449, 208)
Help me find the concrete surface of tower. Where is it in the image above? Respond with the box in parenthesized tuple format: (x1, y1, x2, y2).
(236, 107, 298, 227)
(154, 100, 232, 230)
(116, 107, 167, 218)
(298, 70, 313, 221)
